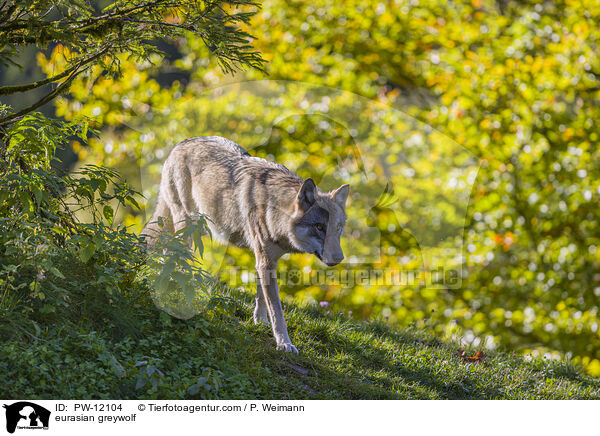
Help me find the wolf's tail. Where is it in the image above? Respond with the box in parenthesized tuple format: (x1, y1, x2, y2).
(141, 195, 174, 245)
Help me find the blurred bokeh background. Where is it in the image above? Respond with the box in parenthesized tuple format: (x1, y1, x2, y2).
(3, 0, 599, 374)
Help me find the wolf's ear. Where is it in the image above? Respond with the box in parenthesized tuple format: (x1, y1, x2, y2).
(297, 178, 317, 211)
(332, 184, 350, 208)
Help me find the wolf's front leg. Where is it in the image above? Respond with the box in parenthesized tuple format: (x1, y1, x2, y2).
(255, 255, 298, 353)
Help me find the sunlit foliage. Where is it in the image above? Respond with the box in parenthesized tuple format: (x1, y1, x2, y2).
(45, 0, 600, 374)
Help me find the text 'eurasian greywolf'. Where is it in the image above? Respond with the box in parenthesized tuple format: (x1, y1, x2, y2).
(142, 136, 349, 353)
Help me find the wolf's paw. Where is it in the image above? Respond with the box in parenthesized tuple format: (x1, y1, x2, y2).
(276, 342, 299, 354)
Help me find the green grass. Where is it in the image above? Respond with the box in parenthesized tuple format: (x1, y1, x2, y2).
(2, 285, 599, 400)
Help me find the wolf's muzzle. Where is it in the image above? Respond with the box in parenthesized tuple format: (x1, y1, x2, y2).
(315, 251, 343, 267)
(325, 257, 343, 267)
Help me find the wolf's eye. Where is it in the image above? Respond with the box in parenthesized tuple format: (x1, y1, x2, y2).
(315, 223, 325, 232)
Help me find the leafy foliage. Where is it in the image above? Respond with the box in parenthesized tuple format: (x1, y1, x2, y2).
(0, 111, 214, 353)
(49, 0, 600, 376)
(144, 214, 218, 319)
(0, 0, 264, 126)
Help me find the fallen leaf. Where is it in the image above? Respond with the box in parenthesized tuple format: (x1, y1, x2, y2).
(457, 349, 484, 363)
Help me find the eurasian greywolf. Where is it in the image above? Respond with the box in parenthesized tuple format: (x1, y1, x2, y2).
(142, 136, 349, 353)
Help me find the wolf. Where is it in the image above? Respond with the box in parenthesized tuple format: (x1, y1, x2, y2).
(142, 136, 349, 353)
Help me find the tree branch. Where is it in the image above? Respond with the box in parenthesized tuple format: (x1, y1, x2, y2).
(0, 46, 111, 125)
(0, 47, 109, 96)
(0, 78, 74, 126)
(1, 60, 78, 95)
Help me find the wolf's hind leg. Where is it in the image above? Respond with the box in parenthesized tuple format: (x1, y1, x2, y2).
(164, 165, 199, 241)
(253, 280, 270, 325)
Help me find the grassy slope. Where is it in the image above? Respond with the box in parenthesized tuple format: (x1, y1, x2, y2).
(1, 286, 599, 400)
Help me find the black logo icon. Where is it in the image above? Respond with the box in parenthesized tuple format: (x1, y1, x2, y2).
(3, 402, 50, 434)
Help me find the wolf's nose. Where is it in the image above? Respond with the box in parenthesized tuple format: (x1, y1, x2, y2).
(326, 256, 344, 266)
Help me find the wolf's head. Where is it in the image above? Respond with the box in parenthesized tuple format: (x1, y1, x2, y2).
(290, 178, 349, 266)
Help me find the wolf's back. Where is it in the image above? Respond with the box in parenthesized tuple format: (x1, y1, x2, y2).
(141, 136, 301, 247)
(141, 136, 254, 243)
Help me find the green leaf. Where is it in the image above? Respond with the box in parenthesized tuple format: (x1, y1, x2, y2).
(75, 185, 94, 201)
(135, 378, 146, 390)
(81, 121, 89, 140)
(126, 196, 140, 209)
(79, 241, 96, 263)
(93, 233, 104, 247)
(32, 186, 43, 206)
(103, 205, 114, 224)
(18, 191, 34, 213)
(49, 267, 65, 279)
(193, 229, 204, 257)
(172, 271, 188, 289)
(40, 304, 55, 314)
(159, 311, 172, 326)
